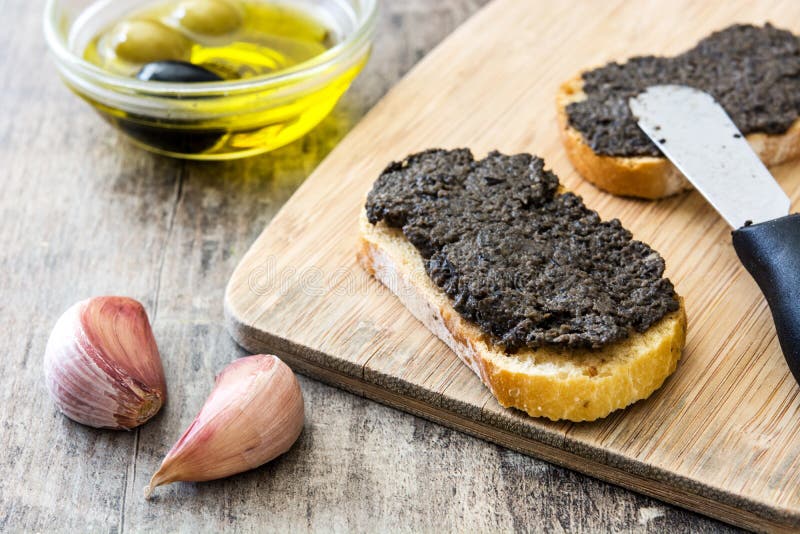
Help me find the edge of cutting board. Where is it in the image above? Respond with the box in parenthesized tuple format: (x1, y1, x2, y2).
(224, 307, 795, 532)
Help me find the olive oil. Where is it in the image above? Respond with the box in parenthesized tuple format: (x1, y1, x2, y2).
(84, 0, 331, 79)
(74, 0, 368, 159)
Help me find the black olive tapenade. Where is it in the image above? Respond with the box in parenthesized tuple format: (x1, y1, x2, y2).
(365, 149, 679, 351)
(566, 23, 800, 158)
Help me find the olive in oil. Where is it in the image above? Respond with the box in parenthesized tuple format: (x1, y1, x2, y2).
(77, 0, 367, 159)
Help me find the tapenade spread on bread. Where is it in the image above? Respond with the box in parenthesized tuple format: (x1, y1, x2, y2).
(366, 149, 678, 350)
(359, 149, 687, 421)
(567, 24, 800, 158)
(557, 23, 800, 199)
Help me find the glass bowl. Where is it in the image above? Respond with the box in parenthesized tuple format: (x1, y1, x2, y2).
(44, 0, 377, 160)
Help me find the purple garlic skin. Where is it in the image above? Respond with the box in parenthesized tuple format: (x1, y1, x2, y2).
(146, 354, 304, 498)
(44, 296, 167, 430)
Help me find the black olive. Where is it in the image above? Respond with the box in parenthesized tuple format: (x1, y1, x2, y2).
(114, 116, 225, 155)
(136, 60, 223, 82)
(123, 61, 226, 154)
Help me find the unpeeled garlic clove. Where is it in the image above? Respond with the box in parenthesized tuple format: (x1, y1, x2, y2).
(145, 354, 304, 498)
(44, 296, 167, 430)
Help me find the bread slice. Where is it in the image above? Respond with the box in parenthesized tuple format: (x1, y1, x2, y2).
(556, 74, 800, 199)
(358, 210, 687, 422)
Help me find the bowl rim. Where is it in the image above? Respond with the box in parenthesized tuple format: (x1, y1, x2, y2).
(43, 0, 379, 96)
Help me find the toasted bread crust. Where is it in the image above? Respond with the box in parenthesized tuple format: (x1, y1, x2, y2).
(556, 74, 800, 199)
(358, 212, 686, 422)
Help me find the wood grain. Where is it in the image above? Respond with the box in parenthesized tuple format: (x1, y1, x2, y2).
(0, 0, 736, 531)
(225, 0, 800, 531)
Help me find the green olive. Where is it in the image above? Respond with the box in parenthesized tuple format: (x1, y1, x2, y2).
(110, 19, 191, 64)
(174, 0, 243, 36)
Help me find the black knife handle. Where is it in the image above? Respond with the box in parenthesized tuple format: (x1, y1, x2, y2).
(732, 214, 800, 384)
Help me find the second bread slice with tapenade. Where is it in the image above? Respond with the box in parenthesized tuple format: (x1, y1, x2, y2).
(358, 149, 686, 422)
(557, 23, 800, 199)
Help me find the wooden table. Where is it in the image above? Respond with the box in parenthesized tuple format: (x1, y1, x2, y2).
(0, 0, 737, 531)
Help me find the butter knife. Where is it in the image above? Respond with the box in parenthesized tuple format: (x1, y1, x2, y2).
(629, 85, 800, 384)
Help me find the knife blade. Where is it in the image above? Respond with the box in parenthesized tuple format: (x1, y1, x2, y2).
(629, 85, 790, 228)
(629, 85, 800, 385)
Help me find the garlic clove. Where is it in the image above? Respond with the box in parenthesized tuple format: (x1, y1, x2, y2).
(44, 296, 167, 430)
(145, 354, 304, 498)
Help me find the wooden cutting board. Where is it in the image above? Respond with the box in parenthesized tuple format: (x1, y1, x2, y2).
(224, 0, 800, 530)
